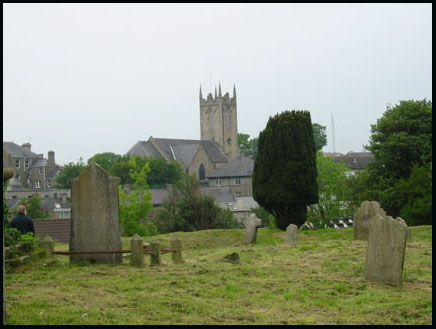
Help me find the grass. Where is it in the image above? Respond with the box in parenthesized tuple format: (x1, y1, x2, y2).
(5, 225, 432, 325)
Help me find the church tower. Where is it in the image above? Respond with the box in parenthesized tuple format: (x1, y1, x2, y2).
(199, 83, 239, 160)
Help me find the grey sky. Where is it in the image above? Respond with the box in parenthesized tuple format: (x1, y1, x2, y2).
(3, 3, 432, 166)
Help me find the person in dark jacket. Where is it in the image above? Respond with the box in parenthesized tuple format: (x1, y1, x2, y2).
(11, 205, 35, 235)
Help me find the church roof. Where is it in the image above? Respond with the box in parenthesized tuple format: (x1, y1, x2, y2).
(207, 156, 254, 178)
(127, 137, 228, 166)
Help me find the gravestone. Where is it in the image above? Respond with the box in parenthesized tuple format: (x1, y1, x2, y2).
(364, 214, 408, 286)
(354, 201, 386, 240)
(243, 214, 262, 244)
(285, 224, 298, 243)
(171, 237, 183, 264)
(69, 163, 122, 264)
(40, 235, 55, 259)
(130, 234, 144, 268)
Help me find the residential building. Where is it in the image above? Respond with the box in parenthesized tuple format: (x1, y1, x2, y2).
(3, 142, 62, 189)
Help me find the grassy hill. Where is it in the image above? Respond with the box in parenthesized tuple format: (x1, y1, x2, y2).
(5, 226, 432, 325)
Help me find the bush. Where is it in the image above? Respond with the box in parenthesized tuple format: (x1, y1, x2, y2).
(156, 175, 242, 233)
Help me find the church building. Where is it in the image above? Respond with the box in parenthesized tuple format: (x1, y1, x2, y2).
(127, 84, 253, 198)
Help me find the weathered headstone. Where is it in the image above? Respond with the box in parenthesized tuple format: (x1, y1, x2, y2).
(285, 224, 298, 243)
(69, 163, 122, 264)
(243, 214, 262, 244)
(130, 234, 144, 268)
(364, 214, 408, 286)
(150, 241, 162, 266)
(40, 235, 55, 259)
(171, 237, 183, 264)
(354, 201, 386, 240)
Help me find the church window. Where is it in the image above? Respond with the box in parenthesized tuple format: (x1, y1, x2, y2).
(199, 164, 206, 181)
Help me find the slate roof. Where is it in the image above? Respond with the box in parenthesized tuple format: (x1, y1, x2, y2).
(127, 141, 162, 158)
(3, 142, 40, 158)
(127, 137, 228, 167)
(207, 156, 254, 178)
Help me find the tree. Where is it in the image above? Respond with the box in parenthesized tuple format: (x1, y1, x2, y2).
(252, 110, 319, 230)
(239, 122, 326, 160)
(353, 99, 432, 220)
(366, 99, 432, 180)
(306, 152, 353, 229)
(156, 174, 240, 233)
(238, 133, 259, 160)
(312, 123, 327, 151)
(55, 162, 86, 189)
(145, 157, 183, 188)
(13, 193, 48, 219)
(399, 165, 432, 226)
(87, 152, 122, 172)
(118, 157, 157, 237)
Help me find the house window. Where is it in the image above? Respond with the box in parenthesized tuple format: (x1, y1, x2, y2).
(235, 177, 241, 185)
(35, 180, 41, 188)
(47, 180, 51, 187)
(15, 160, 20, 168)
(215, 179, 221, 186)
(12, 195, 17, 199)
(235, 191, 241, 198)
(25, 160, 30, 169)
(39, 167, 43, 175)
(199, 164, 206, 181)
(15, 173, 20, 179)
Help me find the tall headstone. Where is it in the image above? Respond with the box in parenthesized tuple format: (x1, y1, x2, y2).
(285, 224, 298, 243)
(243, 214, 262, 244)
(130, 234, 144, 268)
(354, 201, 386, 240)
(364, 214, 408, 286)
(69, 163, 122, 264)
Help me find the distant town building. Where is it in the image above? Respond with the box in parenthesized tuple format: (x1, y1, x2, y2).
(3, 142, 70, 219)
(3, 142, 62, 189)
(324, 151, 375, 176)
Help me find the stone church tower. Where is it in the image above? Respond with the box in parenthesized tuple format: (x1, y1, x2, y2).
(199, 83, 240, 160)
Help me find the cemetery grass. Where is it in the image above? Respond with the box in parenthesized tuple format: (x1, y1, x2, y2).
(5, 226, 432, 325)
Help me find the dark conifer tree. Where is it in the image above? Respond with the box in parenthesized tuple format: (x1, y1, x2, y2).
(252, 110, 319, 229)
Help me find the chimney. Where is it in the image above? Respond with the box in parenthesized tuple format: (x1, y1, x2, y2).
(21, 143, 31, 152)
(48, 151, 55, 165)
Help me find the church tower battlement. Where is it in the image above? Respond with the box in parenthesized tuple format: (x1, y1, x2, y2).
(199, 83, 239, 160)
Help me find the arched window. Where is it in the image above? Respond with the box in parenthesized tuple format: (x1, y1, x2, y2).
(199, 164, 206, 181)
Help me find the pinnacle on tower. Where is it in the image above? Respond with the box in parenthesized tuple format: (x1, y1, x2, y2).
(218, 82, 222, 97)
(233, 84, 236, 98)
(199, 85, 203, 99)
(215, 86, 217, 98)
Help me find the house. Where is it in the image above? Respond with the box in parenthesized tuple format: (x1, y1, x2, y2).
(207, 156, 254, 198)
(3, 142, 62, 189)
(3, 142, 70, 219)
(324, 151, 375, 176)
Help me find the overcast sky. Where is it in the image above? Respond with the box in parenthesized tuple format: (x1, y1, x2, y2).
(3, 3, 432, 166)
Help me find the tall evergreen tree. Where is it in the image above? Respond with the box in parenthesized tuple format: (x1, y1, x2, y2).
(252, 110, 319, 229)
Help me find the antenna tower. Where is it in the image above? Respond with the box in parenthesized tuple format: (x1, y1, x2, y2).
(331, 113, 336, 154)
